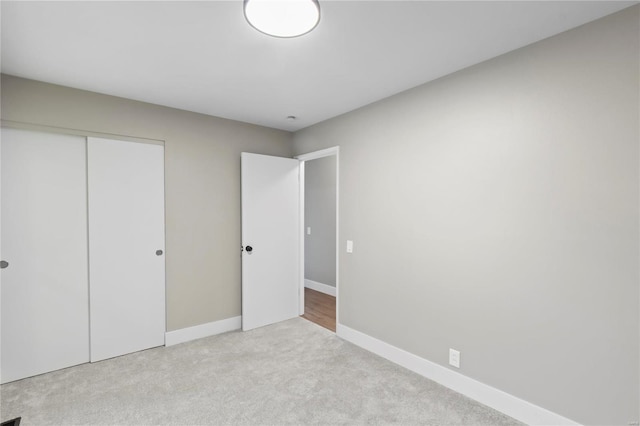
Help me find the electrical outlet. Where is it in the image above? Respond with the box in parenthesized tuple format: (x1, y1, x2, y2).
(346, 240, 353, 253)
(449, 348, 460, 368)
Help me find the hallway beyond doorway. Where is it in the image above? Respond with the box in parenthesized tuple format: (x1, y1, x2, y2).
(301, 287, 336, 332)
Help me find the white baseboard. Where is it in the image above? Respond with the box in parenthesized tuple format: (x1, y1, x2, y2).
(165, 316, 242, 346)
(336, 323, 580, 426)
(304, 279, 337, 297)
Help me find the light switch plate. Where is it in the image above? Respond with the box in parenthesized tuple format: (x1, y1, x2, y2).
(307, 227, 311, 235)
(346, 240, 353, 253)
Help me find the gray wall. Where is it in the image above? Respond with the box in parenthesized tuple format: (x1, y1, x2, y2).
(293, 6, 639, 425)
(0, 74, 293, 332)
(304, 155, 337, 287)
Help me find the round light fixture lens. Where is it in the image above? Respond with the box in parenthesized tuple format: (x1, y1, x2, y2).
(244, 0, 320, 38)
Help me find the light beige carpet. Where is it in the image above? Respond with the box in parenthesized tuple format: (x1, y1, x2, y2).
(1, 318, 520, 425)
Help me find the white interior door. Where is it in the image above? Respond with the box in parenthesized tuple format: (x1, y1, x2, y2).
(1, 128, 90, 383)
(241, 153, 300, 331)
(88, 137, 166, 362)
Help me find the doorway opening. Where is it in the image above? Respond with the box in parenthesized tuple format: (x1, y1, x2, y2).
(296, 147, 339, 332)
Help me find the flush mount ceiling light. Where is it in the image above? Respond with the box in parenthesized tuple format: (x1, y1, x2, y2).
(244, 0, 320, 38)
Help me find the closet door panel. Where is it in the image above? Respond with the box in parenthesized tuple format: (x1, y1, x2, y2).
(88, 137, 165, 362)
(1, 128, 90, 383)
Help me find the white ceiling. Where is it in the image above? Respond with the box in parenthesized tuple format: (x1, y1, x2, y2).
(1, 1, 636, 131)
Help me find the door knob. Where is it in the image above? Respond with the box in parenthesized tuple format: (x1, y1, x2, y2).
(0, 260, 8, 269)
(156, 250, 163, 256)
(245, 246, 253, 253)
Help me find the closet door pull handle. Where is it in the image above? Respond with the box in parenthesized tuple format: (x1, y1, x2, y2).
(156, 250, 163, 256)
(0, 260, 8, 269)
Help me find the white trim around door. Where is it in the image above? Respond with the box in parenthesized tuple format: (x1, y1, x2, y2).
(295, 147, 340, 325)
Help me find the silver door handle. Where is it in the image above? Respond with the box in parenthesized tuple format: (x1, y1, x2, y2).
(0, 260, 8, 269)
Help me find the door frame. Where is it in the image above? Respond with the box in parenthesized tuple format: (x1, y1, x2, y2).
(295, 146, 340, 326)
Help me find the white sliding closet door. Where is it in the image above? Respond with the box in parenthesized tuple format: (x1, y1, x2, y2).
(88, 137, 166, 362)
(1, 128, 90, 383)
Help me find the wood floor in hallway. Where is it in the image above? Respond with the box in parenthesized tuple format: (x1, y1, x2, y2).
(301, 287, 336, 332)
